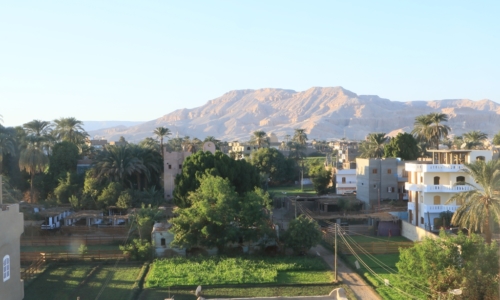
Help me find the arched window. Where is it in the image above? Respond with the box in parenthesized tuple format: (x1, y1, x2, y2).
(3, 255, 10, 282)
(433, 195, 441, 205)
(342, 177, 346, 183)
(433, 176, 440, 185)
(456, 176, 465, 185)
(476, 156, 485, 161)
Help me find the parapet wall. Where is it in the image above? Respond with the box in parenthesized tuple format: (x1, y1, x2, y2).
(401, 220, 438, 241)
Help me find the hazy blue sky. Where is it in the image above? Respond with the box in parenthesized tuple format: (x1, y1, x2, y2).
(1, 1, 499, 127)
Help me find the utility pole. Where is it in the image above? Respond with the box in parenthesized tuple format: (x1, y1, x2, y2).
(295, 196, 298, 218)
(334, 223, 337, 281)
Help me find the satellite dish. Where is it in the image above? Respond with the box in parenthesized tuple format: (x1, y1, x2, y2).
(195, 285, 202, 297)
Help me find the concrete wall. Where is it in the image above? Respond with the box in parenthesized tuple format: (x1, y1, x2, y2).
(356, 158, 400, 208)
(0, 204, 24, 300)
(401, 220, 438, 242)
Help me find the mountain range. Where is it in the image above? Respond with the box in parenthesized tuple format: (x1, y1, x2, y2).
(87, 87, 500, 143)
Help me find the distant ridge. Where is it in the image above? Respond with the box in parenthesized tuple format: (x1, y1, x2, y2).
(88, 87, 500, 142)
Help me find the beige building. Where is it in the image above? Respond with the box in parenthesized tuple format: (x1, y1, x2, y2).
(356, 158, 408, 209)
(163, 150, 191, 200)
(0, 204, 24, 300)
(151, 222, 186, 257)
(405, 149, 492, 231)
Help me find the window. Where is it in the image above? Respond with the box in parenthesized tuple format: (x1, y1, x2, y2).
(433, 195, 441, 205)
(456, 176, 465, 185)
(342, 177, 346, 183)
(387, 169, 392, 174)
(476, 156, 485, 161)
(421, 217, 425, 225)
(179, 164, 182, 169)
(168, 165, 172, 169)
(3, 255, 10, 282)
(161, 238, 166, 246)
(433, 176, 440, 185)
(372, 168, 378, 174)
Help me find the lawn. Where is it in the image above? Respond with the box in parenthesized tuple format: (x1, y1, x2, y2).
(139, 285, 339, 300)
(145, 256, 333, 287)
(24, 263, 143, 300)
(268, 185, 317, 196)
(21, 244, 121, 253)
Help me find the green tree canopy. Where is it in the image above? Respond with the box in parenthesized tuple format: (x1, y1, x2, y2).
(397, 232, 498, 299)
(250, 147, 295, 185)
(250, 130, 270, 149)
(309, 163, 332, 195)
(384, 132, 419, 160)
(359, 133, 387, 158)
(173, 151, 260, 208)
(283, 215, 322, 254)
(171, 175, 271, 252)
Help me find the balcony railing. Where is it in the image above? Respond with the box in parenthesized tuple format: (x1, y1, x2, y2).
(422, 204, 460, 213)
(405, 163, 466, 173)
(405, 183, 474, 193)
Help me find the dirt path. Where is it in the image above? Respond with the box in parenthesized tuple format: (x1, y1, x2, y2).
(310, 244, 382, 300)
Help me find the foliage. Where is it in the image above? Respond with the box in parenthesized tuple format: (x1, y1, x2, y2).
(493, 131, 500, 146)
(78, 244, 88, 255)
(145, 256, 330, 287)
(283, 215, 322, 254)
(96, 182, 123, 209)
(384, 133, 419, 160)
(397, 232, 499, 299)
(129, 205, 165, 240)
(250, 130, 270, 148)
(19, 136, 49, 202)
(52, 117, 89, 145)
(447, 159, 500, 243)
(462, 130, 488, 149)
(171, 175, 271, 252)
(153, 126, 171, 155)
(250, 147, 295, 185)
(116, 190, 133, 209)
(292, 128, 308, 145)
(53, 172, 80, 204)
(119, 239, 153, 261)
(359, 133, 387, 158)
(411, 113, 450, 150)
(173, 151, 260, 208)
(309, 163, 332, 195)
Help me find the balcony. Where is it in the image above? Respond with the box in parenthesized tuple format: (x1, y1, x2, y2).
(405, 163, 466, 173)
(337, 182, 356, 188)
(405, 182, 423, 192)
(422, 204, 460, 214)
(405, 183, 474, 193)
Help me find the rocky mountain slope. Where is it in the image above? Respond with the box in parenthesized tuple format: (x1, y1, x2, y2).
(88, 87, 500, 142)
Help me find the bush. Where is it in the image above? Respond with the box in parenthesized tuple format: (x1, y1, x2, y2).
(119, 239, 152, 261)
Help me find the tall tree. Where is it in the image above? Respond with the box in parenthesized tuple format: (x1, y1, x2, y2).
(250, 130, 269, 149)
(53, 117, 88, 145)
(0, 125, 16, 174)
(359, 133, 387, 158)
(153, 127, 171, 158)
(447, 159, 500, 244)
(250, 147, 295, 185)
(384, 133, 419, 160)
(427, 112, 450, 150)
(92, 145, 147, 187)
(462, 130, 488, 149)
(23, 119, 52, 137)
(19, 136, 48, 202)
(292, 129, 308, 145)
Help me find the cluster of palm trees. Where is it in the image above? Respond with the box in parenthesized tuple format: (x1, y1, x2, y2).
(359, 133, 388, 158)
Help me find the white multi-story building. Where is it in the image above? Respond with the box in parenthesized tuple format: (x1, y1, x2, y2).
(335, 169, 356, 195)
(405, 149, 492, 231)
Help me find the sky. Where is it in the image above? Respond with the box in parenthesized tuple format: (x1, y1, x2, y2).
(1, 1, 499, 127)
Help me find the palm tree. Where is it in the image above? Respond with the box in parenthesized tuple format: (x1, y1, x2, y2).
(412, 114, 433, 145)
(293, 129, 308, 145)
(23, 119, 52, 137)
(427, 113, 451, 150)
(0, 126, 16, 174)
(359, 133, 387, 158)
(93, 145, 146, 187)
(446, 159, 500, 244)
(19, 136, 48, 203)
(153, 127, 171, 158)
(462, 130, 488, 149)
(53, 117, 88, 145)
(250, 131, 269, 149)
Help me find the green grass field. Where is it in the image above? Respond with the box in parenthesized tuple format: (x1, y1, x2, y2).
(268, 185, 317, 196)
(21, 244, 121, 253)
(145, 256, 333, 287)
(139, 285, 338, 300)
(24, 263, 143, 300)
